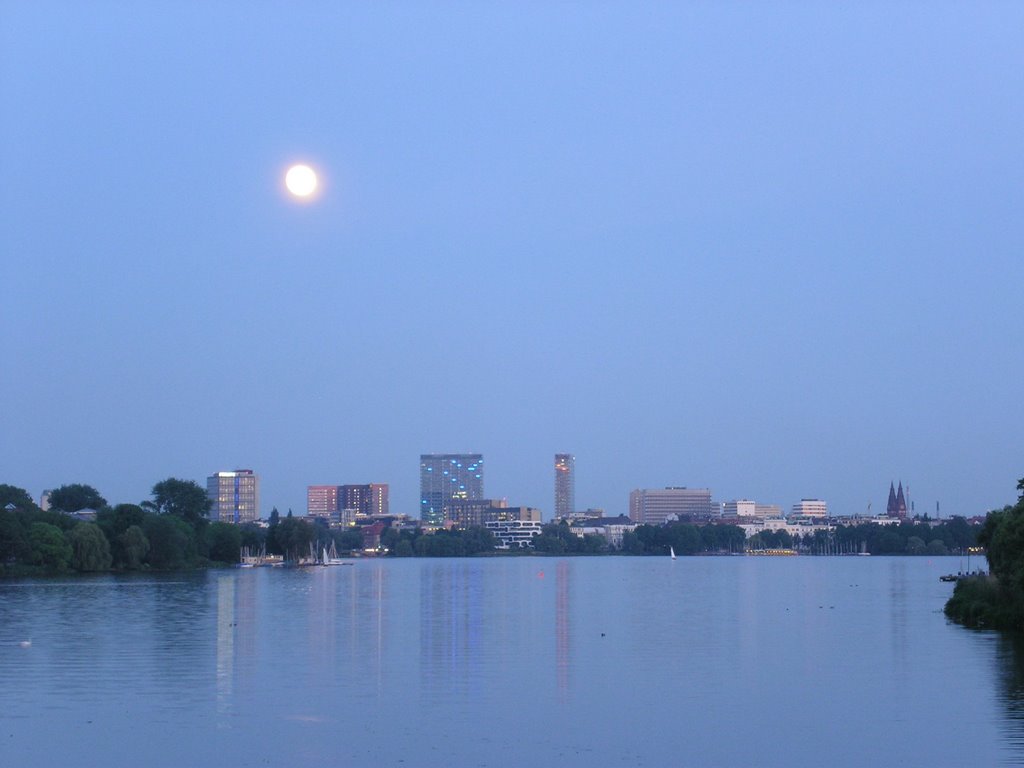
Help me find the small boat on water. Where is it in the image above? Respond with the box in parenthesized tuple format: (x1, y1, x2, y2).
(670, 546, 676, 560)
(321, 541, 348, 566)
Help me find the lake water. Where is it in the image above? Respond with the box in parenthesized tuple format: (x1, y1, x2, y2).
(0, 556, 1020, 768)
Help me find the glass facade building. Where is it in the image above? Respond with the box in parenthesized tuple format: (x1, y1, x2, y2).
(419, 454, 484, 526)
(207, 469, 259, 524)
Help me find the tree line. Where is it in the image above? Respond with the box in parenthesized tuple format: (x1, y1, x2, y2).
(0, 480, 504, 574)
(0, 480, 363, 574)
(751, 517, 976, 556)
(945, 478, 1024, 630)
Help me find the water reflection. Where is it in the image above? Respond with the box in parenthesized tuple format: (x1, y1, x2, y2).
(420, 561, 485, 700)
(888, 559, 909, 674)
(216, 575, 234, 724)
(4, 560, 1022, 768)
(555, 559, 570, 697)
(995, 632, 1024, 763)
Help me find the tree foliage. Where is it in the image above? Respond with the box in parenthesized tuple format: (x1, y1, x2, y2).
(275, 516, 314, 562)
(119, 525, 150, 570)
(48, 484, 106, 512)
(143, 513, 198, 570)
(0, 484, 37, 511)
(946, 477, 1024, 630)
(70, 522, 113, 571)
(151, 478, 211, 526)
(204, 522, 242, 564)
(28, 522, 72, 570)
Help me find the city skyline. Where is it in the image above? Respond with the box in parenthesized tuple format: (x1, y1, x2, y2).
(3, 4, 1022, 522)
(19, 457, 977, 524)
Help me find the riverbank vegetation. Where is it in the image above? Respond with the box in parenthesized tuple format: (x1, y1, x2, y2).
(945, 479, 1024, 630)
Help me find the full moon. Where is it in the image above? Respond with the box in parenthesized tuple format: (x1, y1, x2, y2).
(285, 164, 318, 198)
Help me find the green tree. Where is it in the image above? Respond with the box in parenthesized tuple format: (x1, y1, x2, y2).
(275, 516, 314, 562)
(334, 528, 364, 553)
(28, 522, 72, 570)
(204, 522, 242, 564)
(462, 525, 497, 555)
(239, 523, 266, 551)
(394, 539, 414, 557)
(0, 484, 37, 511)
(69, 522, 112, 571)
(48, 484, 106, 512)
(150, 478, 211, 526)
(119, 525, 150, 570)
(143, 513, 198, 569)
(906, 536, 927, 555)
(97, 504, 147, 567)
(265, 507, 282, 554)
(0, 509, 30, 564)
(621, 530, 645, 554)
(876, 531, 904, 554)
(946, 478, 1024, 629)
(926, 539, 949, 556)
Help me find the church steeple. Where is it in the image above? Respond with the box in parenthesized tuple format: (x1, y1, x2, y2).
(887, 482, 898, 515)
(895, 482, 907, 518)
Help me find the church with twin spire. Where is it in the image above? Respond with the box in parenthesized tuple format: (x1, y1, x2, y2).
(887, 481, 908, 518)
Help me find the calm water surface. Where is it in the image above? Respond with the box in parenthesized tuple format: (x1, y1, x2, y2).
(0, 556, 1020, 767)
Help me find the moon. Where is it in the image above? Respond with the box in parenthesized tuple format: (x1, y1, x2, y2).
(285, 164, 318, 198)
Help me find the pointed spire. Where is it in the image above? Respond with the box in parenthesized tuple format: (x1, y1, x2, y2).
(896, 482, 907, 516)
(887, 482, 898, 515)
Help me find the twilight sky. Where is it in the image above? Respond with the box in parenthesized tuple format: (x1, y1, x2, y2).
(2, 2, 1022, 520)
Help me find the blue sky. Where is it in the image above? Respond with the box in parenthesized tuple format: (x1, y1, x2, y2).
(2, 2, 1021, 519)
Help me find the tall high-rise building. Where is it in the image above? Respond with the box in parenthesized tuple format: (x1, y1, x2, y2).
(554, 454, 575, 520)
(207, 469, 259, 524)
(420, 453, 484, 526)
(629, 487, 713, 525)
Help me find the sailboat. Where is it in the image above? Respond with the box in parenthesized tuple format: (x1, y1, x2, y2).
(321, 540, 347, 566)
(670, 546, 677, 560)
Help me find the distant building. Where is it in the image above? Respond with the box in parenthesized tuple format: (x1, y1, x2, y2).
(207, 470, 259, 524)
(569, 515, 637, 548)
(629, 487, 713, 525)
(340, 483, 389, 517)
(446, 499, 541, 529)
(554, 454, 575, 521)
(738, 516, 834, 540)
(791, 499, 828, 518)
(485, 519, 543, 549)
(721, 501, 783, 520)
(887, 482, 908, 519)
(307, 483, 389, 520)
(362, 521, 386, 551)
(39, 490, 51, 511)
(307, 485, 339, 518)
(722, 500, 757, 518)
(447, 498, 507, 529)
(420, 454, 484, 526)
